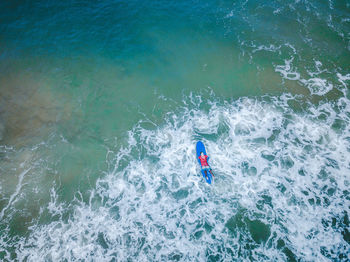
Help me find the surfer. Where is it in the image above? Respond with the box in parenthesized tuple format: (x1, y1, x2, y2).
(199, 152, 213, 177)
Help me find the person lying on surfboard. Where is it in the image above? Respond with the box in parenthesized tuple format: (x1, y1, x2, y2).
(199, 152, 213, 177)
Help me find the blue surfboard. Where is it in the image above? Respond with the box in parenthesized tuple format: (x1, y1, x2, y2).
(196, 141, 213, 184)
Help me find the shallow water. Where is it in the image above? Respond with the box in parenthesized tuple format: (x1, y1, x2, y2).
(0, 0, 349, 261)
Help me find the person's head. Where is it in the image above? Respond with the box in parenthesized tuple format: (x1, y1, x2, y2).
(200, 152, 204, 156)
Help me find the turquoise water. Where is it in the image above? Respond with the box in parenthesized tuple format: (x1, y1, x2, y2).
(0, 0, 349, 261)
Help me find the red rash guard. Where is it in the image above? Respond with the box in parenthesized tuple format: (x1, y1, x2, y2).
(199, 155, 209, 166)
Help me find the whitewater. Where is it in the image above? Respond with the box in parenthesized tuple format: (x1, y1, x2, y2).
(0, 0, 349, 261)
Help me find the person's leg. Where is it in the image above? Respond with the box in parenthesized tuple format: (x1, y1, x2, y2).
(202, 166, 210, 179)
(201, 166, 208, 178)
(204, 166, 213, 176)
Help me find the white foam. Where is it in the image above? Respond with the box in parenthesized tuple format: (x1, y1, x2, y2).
(275, 58, 339, 95)
(337, 73, 350, 88)
(10, 90, 350, 261)
(252, 44, 281, 54)
(0, 168, 30, 219)
(275, 58, 300, 81)
(225, 10, 234, 19)
(300, 78, 333, 96)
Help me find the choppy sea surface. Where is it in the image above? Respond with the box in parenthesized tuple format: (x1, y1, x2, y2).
(0, 0, 349, 261)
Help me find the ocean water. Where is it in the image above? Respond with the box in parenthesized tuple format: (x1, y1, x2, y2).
(0, 0, 349, 261)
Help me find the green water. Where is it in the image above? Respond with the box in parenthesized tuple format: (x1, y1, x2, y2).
(0, 0, 349, 261)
